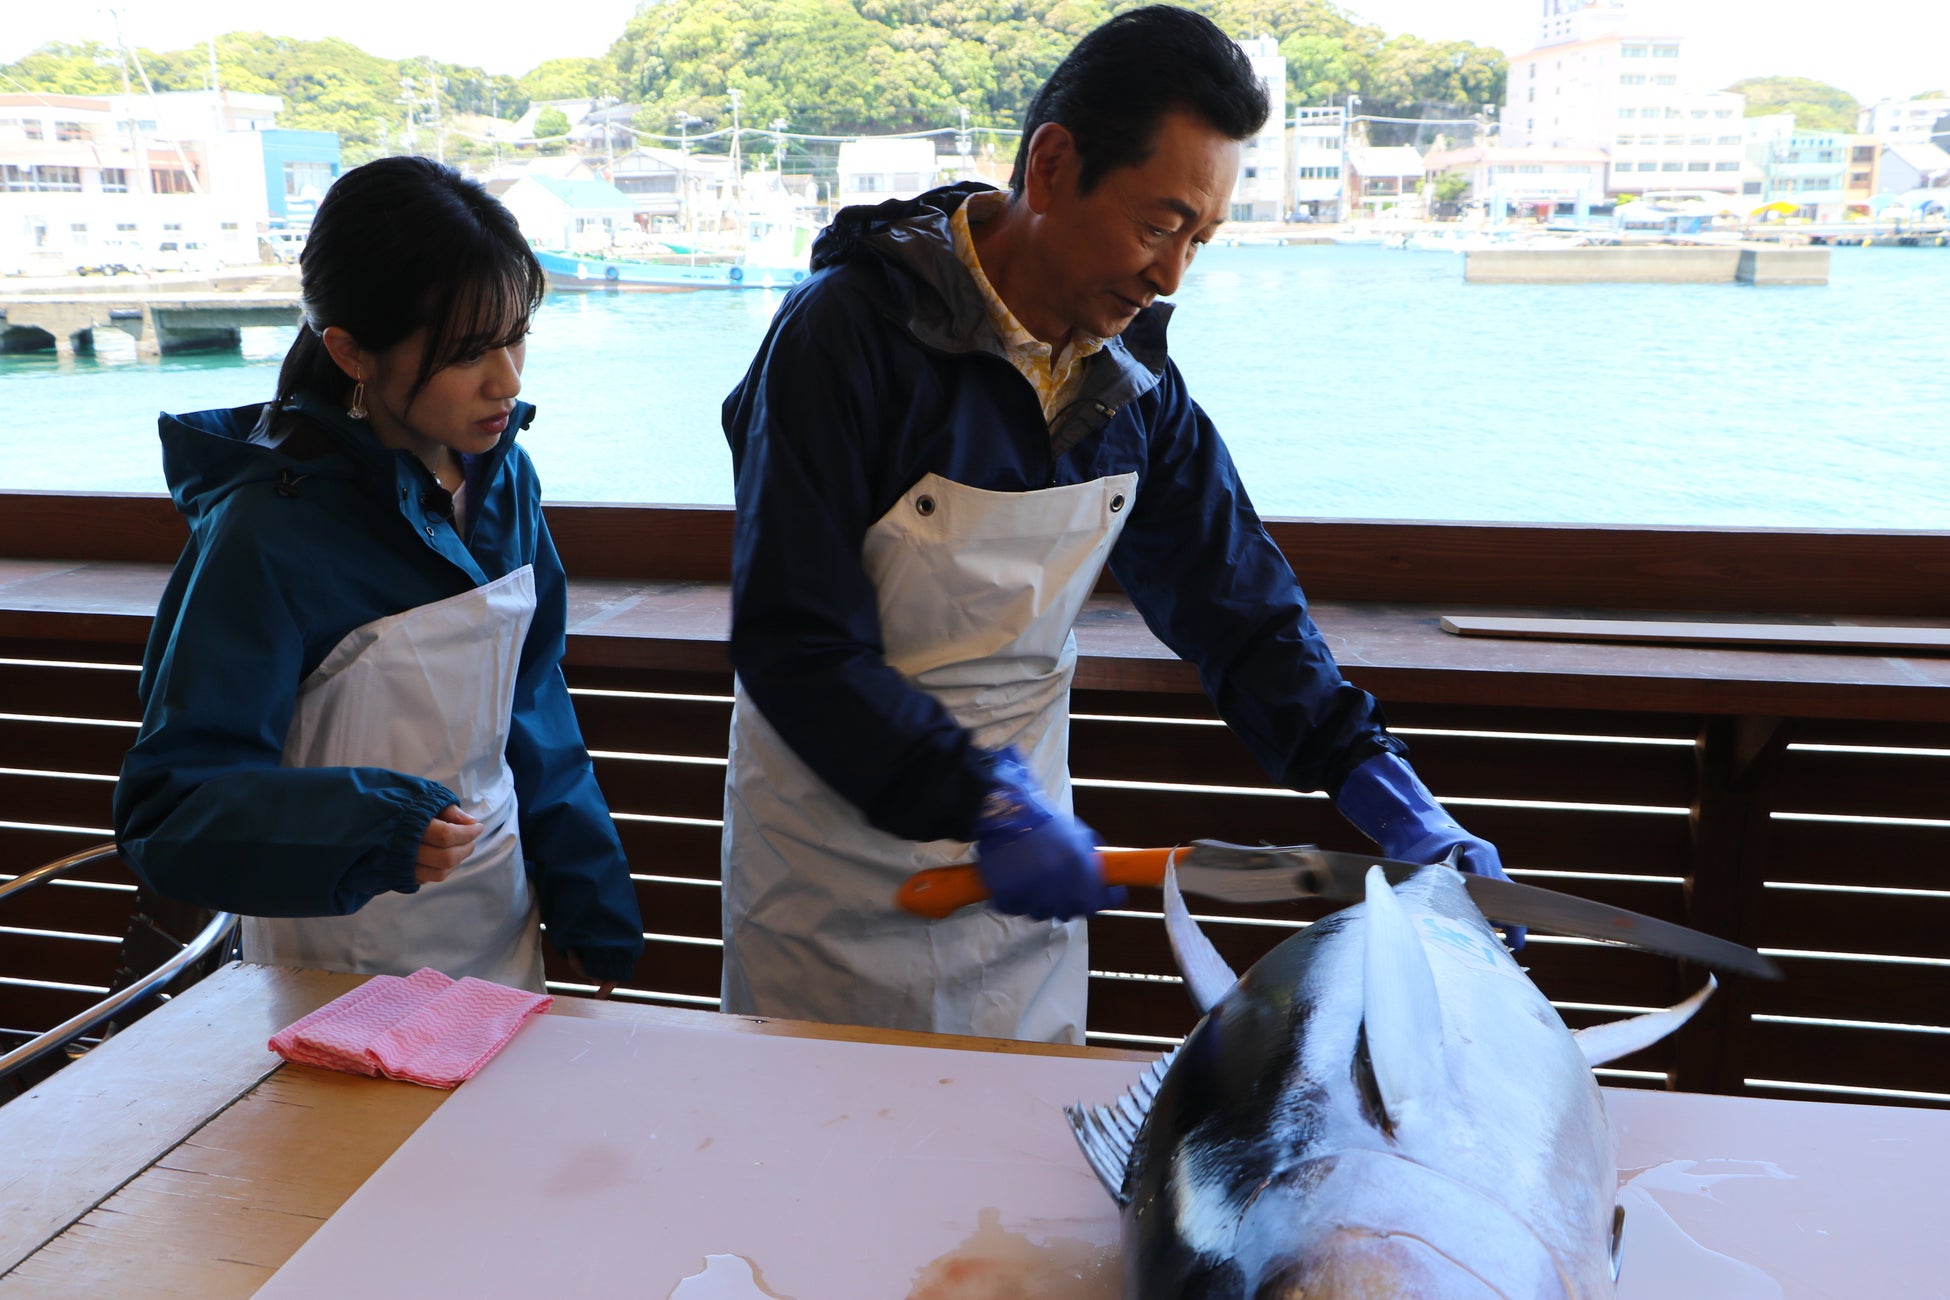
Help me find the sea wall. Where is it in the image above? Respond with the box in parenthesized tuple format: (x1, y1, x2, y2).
(1466, 245, 1829, 285)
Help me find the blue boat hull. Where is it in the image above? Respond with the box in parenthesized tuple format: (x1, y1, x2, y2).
(535, 249, 809, 292)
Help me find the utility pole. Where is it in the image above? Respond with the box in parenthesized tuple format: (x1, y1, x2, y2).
(728, 87, 743, 212)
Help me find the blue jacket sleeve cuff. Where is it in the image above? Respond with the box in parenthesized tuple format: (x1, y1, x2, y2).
(334, 782, 459, 909)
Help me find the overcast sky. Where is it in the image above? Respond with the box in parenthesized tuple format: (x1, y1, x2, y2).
(1, 1, 1942, 104)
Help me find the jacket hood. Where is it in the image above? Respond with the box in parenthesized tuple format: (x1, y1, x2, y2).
(159, 393, 534, 522)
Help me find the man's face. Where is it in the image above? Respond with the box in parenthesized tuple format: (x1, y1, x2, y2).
(1026, 109, 1241, 343)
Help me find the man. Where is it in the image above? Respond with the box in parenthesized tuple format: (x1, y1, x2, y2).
(719, 5, 1512, 1045)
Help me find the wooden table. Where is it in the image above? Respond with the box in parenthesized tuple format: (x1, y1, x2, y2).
(5, 964, 1947, 1298)
(0, 964, 1134, 1298)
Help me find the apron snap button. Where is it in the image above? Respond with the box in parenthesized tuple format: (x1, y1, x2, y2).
(1110, 494, 1126, 512)
(915, 495, 936, 517)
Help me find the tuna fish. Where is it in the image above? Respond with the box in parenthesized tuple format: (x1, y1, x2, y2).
(1067, 862, 1714, 1298)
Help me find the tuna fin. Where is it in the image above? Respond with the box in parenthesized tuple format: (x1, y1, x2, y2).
(1165, 852, 1239, 1013)
(1065, 1047, 1179, 1205)
(1572, 977, 1718, 1066)
(1361, 864, 1445, 1131)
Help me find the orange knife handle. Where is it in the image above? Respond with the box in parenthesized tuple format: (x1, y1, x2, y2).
(895, 848, 1182, 919)
(895, 865, 990, 919)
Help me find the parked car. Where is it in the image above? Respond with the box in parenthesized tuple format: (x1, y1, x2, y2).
(148, 240, 222, 274)
(74, 239, 146, 276)
(258, 230, 306, 264)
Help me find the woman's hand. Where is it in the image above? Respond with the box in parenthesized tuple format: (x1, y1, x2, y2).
(414, 804, 482, 884)
(568, 951, 617, 999)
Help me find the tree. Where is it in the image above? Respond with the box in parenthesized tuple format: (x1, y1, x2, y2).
(1726, 76, 1860, 133)
(533, 107, 572, 146)
(1432, 171, 1469, 202)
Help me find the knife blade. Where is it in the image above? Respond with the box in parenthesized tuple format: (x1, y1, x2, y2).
(894, 840, 1782, 980)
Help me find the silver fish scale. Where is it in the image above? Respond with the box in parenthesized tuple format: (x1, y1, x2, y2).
(1066, 1046, 1179, 1204)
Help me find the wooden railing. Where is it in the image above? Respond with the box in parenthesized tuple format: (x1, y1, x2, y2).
(3, 493, 1946, 1107)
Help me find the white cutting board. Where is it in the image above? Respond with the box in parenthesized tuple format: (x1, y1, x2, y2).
(258, 1012, 1949, 1299)
(257, 1013, 1145, 1298)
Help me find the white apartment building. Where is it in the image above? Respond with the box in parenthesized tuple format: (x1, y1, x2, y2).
(834, 138, 939, 207)
(0, 90, 336, 274)
(1289, 106, 1344, 219)
(1232, 36, 1286, 221)
(1501, 0, 1745, 195)
(1857, 98, 1950, 145)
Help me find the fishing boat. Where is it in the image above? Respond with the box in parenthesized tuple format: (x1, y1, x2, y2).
(535, 247, 811, 292)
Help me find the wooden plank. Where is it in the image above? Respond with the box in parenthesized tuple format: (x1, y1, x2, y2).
(589, 755, 726, 820)
(0, 827, 110, 879)
(613, 818, 721, 881)
(0, 636, 146, 669)
(0, 963, 367, 1276)
(631, 875, 720, 940)
(1443, 615, 1950, 654)
(0, 983, 100, 1037)
(1766, 748, 1950, 820)
(563, 664, 734, 697)
(0, 663, 144, 721)
(0, 494, 187, 566)
(571, 691, 733, 759)
(1785, 718, 1950, 749)
(0, 772, 115, 833)
(0, 718, 135, 775)
(0, 881, 138, 935)
(0, 932, 121, 989)
(1762, 818, 1950, 891)
(1750, 885, 1950, 960)
(1737, 1018, 1950, 1098)
(1746, 955, 1950, 1025)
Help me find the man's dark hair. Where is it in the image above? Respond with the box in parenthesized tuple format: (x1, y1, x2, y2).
(1009, 6, 1270, 196)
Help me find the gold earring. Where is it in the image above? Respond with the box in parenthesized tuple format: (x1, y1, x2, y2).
(347, 372, 368, 421)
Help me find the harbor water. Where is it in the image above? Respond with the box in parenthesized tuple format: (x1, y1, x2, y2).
(3, 243, 1946, 529)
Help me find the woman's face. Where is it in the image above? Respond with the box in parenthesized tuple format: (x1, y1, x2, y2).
(363, 327, 527, 467)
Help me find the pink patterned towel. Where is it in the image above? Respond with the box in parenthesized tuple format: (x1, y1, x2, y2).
(269, 969, 552, 1089)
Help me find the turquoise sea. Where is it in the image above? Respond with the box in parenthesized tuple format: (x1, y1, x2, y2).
(3, 244, 1947, 529)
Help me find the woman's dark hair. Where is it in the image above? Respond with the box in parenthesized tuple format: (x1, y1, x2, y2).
(1009, 6, 1269, 196)
(276, 155, 545, 410)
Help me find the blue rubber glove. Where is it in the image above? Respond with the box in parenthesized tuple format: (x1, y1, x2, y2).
(1336, 752, 1525, 950)
(973, 747, 1125, 922)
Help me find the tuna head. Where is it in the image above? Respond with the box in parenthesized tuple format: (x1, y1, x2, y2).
(1068, 862, 1708, 1299)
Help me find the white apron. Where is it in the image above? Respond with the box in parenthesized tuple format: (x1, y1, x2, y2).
(721, 470, 1139, 1043)
(244, 566, 546, 992)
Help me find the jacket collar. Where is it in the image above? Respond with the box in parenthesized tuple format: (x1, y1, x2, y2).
(815, 183, 1173, 451)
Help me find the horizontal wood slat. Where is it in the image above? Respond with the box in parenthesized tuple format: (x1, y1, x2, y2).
(613, 819, 721, 882)
(572, 693, 732, 760)
(0, 882, 139, 935)
(0, 664, 143, 721)
(1767, 749, 1950, 820)
(1745, 958, 1950, 1025)
(0, 931, 120, 989)
(1751, 885, 1950, 960)
(0, 718, 134, 776)
(1737, 1019, 1950, 1094)
(0, 982, 100, 1037)
(563, 665, 734, 697)
(590, 756, 726, 821)
(633, 877, 719, 941)
(0, 828, 121, 879)
(1761, 819, 1950, 891)
(0, 773, 115, 833)
(1784, 719, 1950, 749)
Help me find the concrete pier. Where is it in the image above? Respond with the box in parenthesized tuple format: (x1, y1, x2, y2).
(1466, 244, 1829, 285)
(0, 282, 300, 358)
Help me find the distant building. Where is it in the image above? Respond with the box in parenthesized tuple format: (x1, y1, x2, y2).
(1744, 120, 1886, 217)
(834, 138, 939, 207)
(0, 89, 339, 274)
(498, 174, 639, 251)
(607, 146, 736, 231)
(1423, 144, 1610, 218)
(1288, 106, 1345, 220)
(1878, 141, 1950, 195)
(1857, 98, 1950, 148)
(1346, 145, 1425, 216)
(1501, 0, 1745, 195)
(1232, 37, 1286, 221)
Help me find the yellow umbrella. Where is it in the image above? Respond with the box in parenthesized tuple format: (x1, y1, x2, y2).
(1751, 200, 1800, 217)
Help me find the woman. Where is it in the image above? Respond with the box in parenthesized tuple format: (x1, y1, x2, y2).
(113, 157, 641, 994)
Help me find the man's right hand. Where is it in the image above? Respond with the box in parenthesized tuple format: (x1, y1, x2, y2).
(415, 804, 482, 885)
(973, 748, 1123, 921)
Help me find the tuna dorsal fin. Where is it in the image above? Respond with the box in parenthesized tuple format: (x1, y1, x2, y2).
(1165, 853, 1239, 1013)
(1361, 864, 1445, 1131)
(1065, 1047, 1179, 1205)
(1573, 977, 1718, 1066)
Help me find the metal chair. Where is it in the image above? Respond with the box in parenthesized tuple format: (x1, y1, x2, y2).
(0, 843, 238, 1088)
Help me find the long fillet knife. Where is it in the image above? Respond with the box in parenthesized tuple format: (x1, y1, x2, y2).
(894, 840, 1782, 981)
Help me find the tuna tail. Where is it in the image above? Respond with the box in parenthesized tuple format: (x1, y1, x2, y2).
(1360, 864, 1446, 1133)
(1065, 1047, 1178, 1204)
(1164, 852, 1239, 1013)
(1571, 977, 1718, 1066)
